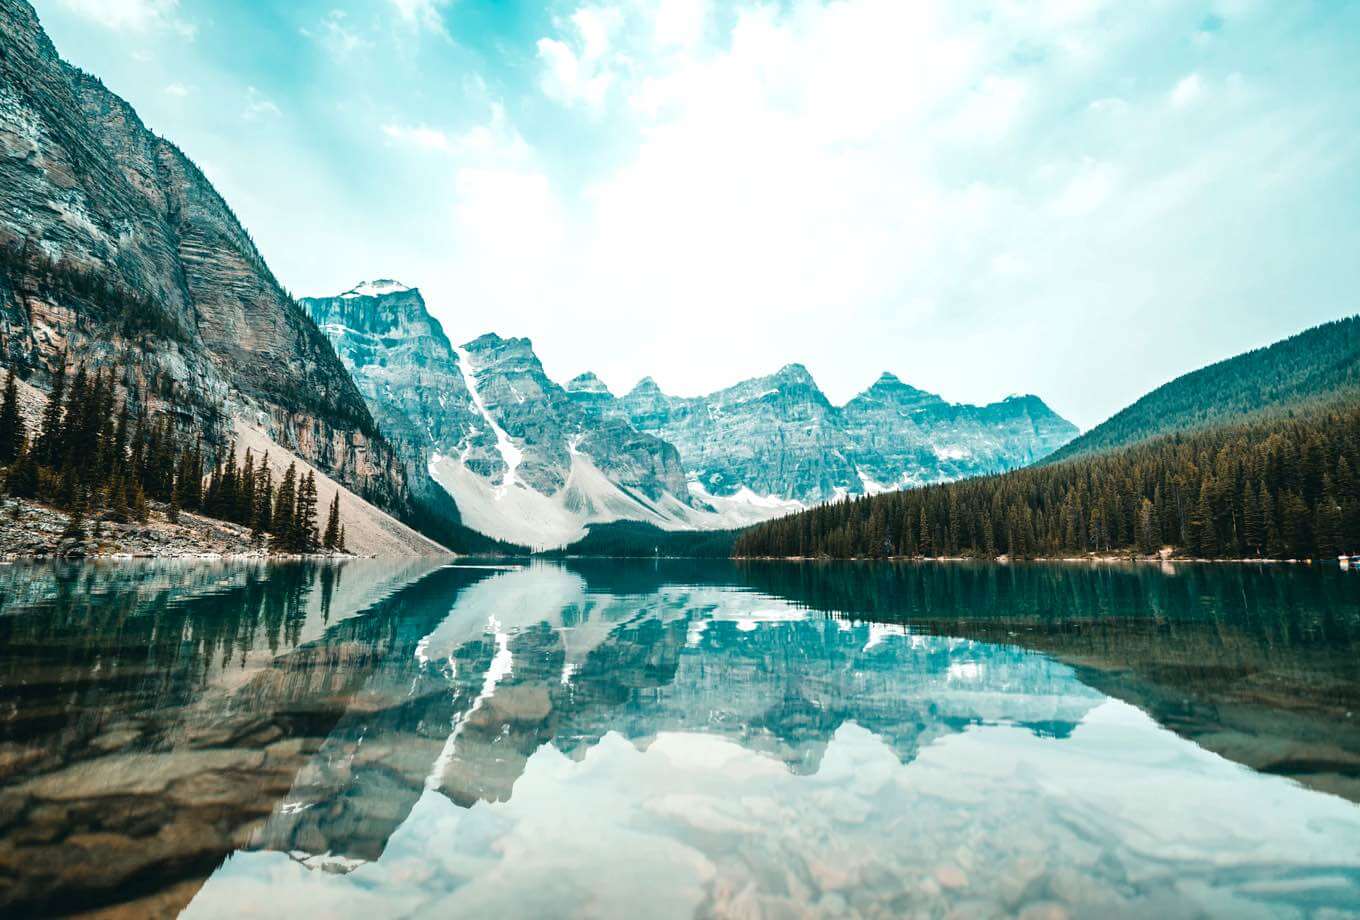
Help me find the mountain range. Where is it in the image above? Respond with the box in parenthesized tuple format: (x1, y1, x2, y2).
(304, 283, 1078, 547)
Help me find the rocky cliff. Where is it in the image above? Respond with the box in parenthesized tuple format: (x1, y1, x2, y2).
(612, 366, 1079, 505)
(303, 285, 704, 549)
(0, 0, 406, 510)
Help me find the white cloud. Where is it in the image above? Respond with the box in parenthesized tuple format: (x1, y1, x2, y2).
(389, 0, 450, 33)
(537, 5, 625, 110)
(653, 0, 708, 48)
(163, 82, 190, 97)
(1170, 72, 1204, 108)
(383, 103, 532, 161)
(382, 123, 455, 152)
(242, 87, 281, 121)
(56, 0, 195, 37)
(304, 10, 370, 59)
(1050, 159, 1120, 217)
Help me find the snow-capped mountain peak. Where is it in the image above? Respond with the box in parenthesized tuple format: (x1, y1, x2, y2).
(341, 279, 412, 299)
(304, 280, 1079, 548)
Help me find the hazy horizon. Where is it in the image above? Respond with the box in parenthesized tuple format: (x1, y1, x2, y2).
(34, 0, 1360, 428)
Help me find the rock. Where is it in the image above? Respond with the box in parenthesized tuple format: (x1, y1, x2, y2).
(935, 865, 969, 889)
(615, 369, 1077, 506)
(1018, 902, 1071, 920)
(18, 750, 267, 801)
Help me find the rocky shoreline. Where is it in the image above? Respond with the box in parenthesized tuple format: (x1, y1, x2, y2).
(0, 498, 360, 560)
(734, 553, 1324, 564)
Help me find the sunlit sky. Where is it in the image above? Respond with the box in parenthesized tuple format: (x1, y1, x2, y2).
(35, 0, 1360, 428)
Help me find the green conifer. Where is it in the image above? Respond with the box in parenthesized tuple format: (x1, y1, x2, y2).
(0, 369, 24, 464)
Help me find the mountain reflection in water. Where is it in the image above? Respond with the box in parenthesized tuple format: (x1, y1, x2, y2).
(1, 559, 1358, 918)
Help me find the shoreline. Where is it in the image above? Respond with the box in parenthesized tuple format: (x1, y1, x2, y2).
(0, 497, 425, 562)
(732, 554, 1329, 565)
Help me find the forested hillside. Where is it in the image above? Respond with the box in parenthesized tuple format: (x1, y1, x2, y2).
(1048, 316, 1360, 462)
(733, 398, 1360, 560)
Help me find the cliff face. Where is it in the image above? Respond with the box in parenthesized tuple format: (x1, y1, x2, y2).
(0, 0, 404, 508)
(839, 375, 1079, 490)
(613, 368, 1079, 503)
(616, 364, 858, 503)
(302, 283, 485, 475)
(304, 285, 701, 549)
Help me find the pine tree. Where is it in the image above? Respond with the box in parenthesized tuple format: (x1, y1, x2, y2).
(6, 448, 39, 498)
(35, 361, 66, 467)
(237, 447, 255, 527)
(289, 471, 318, 553)
(217, 446, 239, 522)
(322, 491, 341, 550)
(59, 365, 88, 472)
(253, 454, 273, 538)
(168, 469, 182, 524)
(1315, 486, 1343, 558)
(274, 462, 296, 543)
(0, 369, 24, 464)
(1136, 497, 1159, 555)
(1241, 480, 1263, 556)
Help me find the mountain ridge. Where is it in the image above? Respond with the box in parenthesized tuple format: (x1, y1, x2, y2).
(304, 280, 1078, 546)
(0, 0, 412, 521)
(1047, 315, 1360, 463)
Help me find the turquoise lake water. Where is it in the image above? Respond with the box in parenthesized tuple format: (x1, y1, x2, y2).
(1, 559, 1358, 918)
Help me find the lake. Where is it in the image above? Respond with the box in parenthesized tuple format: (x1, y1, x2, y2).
(2, 559, 1359, 918)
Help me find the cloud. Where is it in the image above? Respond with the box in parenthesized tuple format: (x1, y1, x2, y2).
(55, 0, 195, 37)
(242, 86, 281, 121)
(653, 0, 708, 48)
(1170, 72, 1205, 108)
(389, 0, 450, 33)
(303, 10, 370, 59)
(537, 5, 625, 110)
(382, 123, 454, 152)
(383, 103, 531, 161)
(1050, 159, 1120, 217)
(163, 82, 190, 97)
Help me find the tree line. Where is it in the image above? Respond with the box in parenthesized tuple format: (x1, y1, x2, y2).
(0, 362, 347, 554)
(733, 400, 1360, 561)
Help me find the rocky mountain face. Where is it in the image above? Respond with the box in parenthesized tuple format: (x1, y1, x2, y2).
(303, 286, 703, 549)
(0, 0, 405, 509)
(300, 283, 492, 541)
(305, 282, 1077, 547)
(610, 367, 1079, 504)
(616, 364, 859, 504)
(840, 373, 1080, 490)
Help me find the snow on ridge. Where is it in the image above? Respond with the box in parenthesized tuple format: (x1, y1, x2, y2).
(341, 280, 412, 299)
(452, 344, 523, 494)
(856, 467, 891, 495)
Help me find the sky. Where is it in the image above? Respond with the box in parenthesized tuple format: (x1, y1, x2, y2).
(33, 0, 1360, 429)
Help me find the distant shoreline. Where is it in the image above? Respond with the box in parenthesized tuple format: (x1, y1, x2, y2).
(730, 554, 1331, 565)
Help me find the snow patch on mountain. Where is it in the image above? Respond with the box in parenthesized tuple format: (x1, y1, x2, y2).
(429, 449, 721, 549)
(856, 467, 892, 495)
(342, 280, 411, 299)
(686, 481, 807, 528)
(453, 344, 522, 492)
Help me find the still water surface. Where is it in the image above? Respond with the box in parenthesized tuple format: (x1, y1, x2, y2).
(1, 559, 1359, 918)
